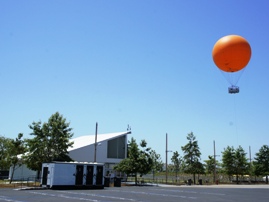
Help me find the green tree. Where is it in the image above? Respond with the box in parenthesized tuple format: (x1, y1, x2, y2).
(171, 151, 182, 182)
(24, 112, 74, 172)
(204, 155, 222, 183)
(181, 132, 202, 184)
(150, 150, 163, 181)
(114, 138, 153, 185)
(253, 145, 269, 184)
(195, 161, 205, 181)
(7, 133, 26, 183)
(0, 136, 11, 170)
(138, 140, 153, 176)
(204, 155, 216, 175)
(222, 146, 249, 184)
(234, 146, 249, 179)
(222, 146, 235, 178)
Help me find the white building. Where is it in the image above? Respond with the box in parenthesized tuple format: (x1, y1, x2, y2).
(69, 131, 130, 176)
(9, 131, 131, 180)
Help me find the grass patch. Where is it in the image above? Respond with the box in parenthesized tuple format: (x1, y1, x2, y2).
(0, 180, 40, 188)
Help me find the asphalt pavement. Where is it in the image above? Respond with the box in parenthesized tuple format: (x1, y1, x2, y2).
(0, 184, 269, 202)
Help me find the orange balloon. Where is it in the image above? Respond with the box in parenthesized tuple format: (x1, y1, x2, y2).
(212, 35, 251, 72)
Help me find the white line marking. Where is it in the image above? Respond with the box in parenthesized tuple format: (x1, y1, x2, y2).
(110, 189, 197, 200)
(0, 196, 25, 202)
(58, 191, 142, 201)
(27, 191, 99, 202)
(151, 188, 226, 196)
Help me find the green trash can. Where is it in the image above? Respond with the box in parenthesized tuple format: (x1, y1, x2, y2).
(104, 177, 110, 187)
(188, 179, 192, 185)
(114, 177, 121, 187)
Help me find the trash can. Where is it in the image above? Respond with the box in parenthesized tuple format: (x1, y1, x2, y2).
(199, 179, 202, 185)
(114, 177, 121, 187)
(104, 177, 110, 187)
(188, 179, 192, 185)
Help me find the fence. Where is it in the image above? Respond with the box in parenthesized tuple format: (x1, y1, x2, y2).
(126, 174, 266, 185)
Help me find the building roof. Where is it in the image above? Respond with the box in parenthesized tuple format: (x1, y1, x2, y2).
(68, 131, 131, 151)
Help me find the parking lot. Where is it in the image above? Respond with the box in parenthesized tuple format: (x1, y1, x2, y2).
(0, 185, 269, 202)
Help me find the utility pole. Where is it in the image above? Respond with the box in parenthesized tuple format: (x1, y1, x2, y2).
(165, 133, 168, 184)
(213, 140, 216, 184)
(249, 146, 252, 181)
(94, 122, 98, 163)
(249, 146, 252, 164)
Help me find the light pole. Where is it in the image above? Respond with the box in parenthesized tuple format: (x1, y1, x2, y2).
(213, 140, 216, 184)
(94, 122, 98, 163)
(165, 133, 172, 184)
(213, 140, 220, 184)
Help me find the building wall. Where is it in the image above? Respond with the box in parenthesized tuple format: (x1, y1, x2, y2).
(69, 135, 127, 164)
(9, 134, 128, 180)
(9, 164, 37, 180)
(69, 135, 127, 176)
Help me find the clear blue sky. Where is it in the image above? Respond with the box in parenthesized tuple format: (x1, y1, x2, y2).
(1, 0, 269, 163)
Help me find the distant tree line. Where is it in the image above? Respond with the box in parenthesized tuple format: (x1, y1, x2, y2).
(115, 132, 269, 185)
(170, 132, 269, 184)
(1, 114, 269, 185)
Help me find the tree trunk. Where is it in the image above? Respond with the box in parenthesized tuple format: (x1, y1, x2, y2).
(9, 164, 16, 184)
(193, 173, 196, 184)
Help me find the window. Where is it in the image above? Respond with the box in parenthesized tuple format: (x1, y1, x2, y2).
(107, 136, 126, 159)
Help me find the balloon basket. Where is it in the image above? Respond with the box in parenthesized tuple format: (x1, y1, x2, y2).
(228, 86, 239, 94)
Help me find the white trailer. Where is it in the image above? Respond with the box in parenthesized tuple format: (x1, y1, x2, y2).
(41, 162, 105, 189)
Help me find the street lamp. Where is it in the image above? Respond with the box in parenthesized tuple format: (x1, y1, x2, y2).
(165, 133, 172, 184)
(94, 122, 98, 163)
(213, 140, 220, 184)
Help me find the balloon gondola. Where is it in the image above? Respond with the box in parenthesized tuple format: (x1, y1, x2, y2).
(212, 35, 251, 94)
(228, 86, 239, 94)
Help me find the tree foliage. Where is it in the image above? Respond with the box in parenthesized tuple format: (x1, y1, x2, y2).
(24, 112, 74, 171)
(222, 146, 235, 177)
(114, 137, 154, 185)
(204, 155, 221, 177)
(253, 145, 269, 184)
(204, 155, 215, 175)
(181, 132, 202, 184)
(0, 136, 11, 170)
(222, 146, 249, 183)
(150, 150, 163, 180)
(171, 151, 182, 181)
(7, 133, 26, 183)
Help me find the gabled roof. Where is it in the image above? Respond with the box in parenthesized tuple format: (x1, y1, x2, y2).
(68, 131, 131, 151)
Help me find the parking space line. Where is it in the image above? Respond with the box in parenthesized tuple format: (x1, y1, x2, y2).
(27, 191, 99, 202)
(57, 191, 142, 202)
(0, 196, 25, 202)
(110, 189, 197, 200)
(150, 188, 226, 196)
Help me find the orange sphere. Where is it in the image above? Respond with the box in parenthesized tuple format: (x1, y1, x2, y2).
(212, 35, 251, 72)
